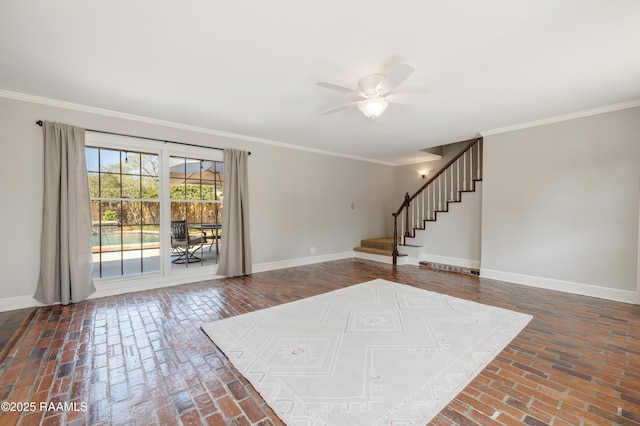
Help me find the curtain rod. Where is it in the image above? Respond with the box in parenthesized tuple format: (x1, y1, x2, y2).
(35, 120, 251, 155)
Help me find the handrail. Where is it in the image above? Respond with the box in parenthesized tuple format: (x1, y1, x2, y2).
(393, 137, 481, 218)
(392, 137, 483, 265)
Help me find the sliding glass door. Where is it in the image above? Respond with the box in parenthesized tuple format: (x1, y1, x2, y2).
(169, 156, 224, 268)
(85, 132, 223, 280)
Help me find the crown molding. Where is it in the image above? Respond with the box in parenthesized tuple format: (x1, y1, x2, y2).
(0, 89, 396, 166)
(480, 99, 640, 137)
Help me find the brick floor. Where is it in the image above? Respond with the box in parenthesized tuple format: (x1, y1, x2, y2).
(0, 258, 639, 425)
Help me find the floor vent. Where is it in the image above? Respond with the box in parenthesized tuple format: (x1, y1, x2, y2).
(419, 261, 479, 277)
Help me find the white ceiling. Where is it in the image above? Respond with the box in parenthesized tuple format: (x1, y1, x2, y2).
(2, 1, 640, 165)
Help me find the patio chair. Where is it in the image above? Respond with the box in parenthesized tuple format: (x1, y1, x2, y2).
(170, 221, 204, 263)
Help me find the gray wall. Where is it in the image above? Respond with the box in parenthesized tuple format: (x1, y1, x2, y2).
(481, 107, 640, 298)
(0, 95, 395, 306)
(2, 93, 637, 308)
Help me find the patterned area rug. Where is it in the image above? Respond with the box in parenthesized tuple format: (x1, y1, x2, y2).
(202, 279, 532, 425)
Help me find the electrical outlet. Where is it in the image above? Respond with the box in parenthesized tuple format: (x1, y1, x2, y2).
(310, 247, 316, 254)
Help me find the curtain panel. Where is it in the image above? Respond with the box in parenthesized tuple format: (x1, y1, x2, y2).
(34, 122, 95, 305)
(217, 149, 252, 277)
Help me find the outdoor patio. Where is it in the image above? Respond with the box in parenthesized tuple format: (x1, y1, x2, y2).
(91, 239, 220, 279)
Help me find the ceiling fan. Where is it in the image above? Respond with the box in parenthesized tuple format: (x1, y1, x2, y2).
(317, 63, 420, 119)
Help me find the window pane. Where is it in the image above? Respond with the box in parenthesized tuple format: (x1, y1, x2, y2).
(121, 201, 142, 226)
(123, 151, 141, 175)
(171, 202, 187, 222)
(202, 183, 215, 201)
(100, 201, 120, 225)
(86, 147, 99, 172)
(187, 203, 202, 224)
(170, 156, 185, 168)
(88, 173, 100, 198)
(141, 154, 159, 177)
(100, 149, 121, 173)
(141, 227, 160, 249)
(91, 253, 101, 279)
(203, 203, 221, 223)
(185, 158, 201, 183)
(100, 226, 122, 252)
(100, 173, 121, 198)
(91, 200, 100, 228)
(121, 175, 141, 199)
(142, 249, 160, 273)
(170, 183, 185, 200)
(122, 249, 142, 275)
(185, 184, 201, 200)
(142, 202, 160, 225)
(141, 176, 159, 199)
(123, 226, 142, 250)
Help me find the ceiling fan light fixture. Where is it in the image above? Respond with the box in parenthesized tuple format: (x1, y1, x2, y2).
(358, 97, 389, 119)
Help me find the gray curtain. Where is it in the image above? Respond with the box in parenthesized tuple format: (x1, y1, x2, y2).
(34, 122, 95, 305)
(217, 149, 252, 276)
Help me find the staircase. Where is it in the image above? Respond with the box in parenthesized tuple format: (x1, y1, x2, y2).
(353, 137, 483, 267)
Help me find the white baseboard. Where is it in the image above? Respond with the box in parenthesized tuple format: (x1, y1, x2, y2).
(420, 254, 481, 270)
(253, 251, 354, 272)
(0, 295, 46, 312)
(481, 268, 637, 304)
(352, 250, 423, 265)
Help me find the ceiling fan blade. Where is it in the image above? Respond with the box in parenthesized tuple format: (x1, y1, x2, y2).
(322, 102, 358, 115)
(385, 93, 425, 104)
(316, 82, 358, 94)
(377, 64, 415, 94)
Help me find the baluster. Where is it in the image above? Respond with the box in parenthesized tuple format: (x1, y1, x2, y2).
(412, 197, 416, 230)
(444, 168, 447, 203)
(430, 184, 434, 219)
(410, 199, 413, 232)
(478, 139, 483, 180)
(476, 141, 480, 180)
(432, 183, 435, 217)
(438, 175, 442, 211)
(433, 178, 440, 212)
(426, 185, 430, 220)
(422, 189, 427, 226)
(463, 150, 467, 191)
(419, 191, 423, 227)
(431, 184, 435, 219)
(450, 161, 454, 201)
(456, 158, 462, 197)
(469, 146, 473, 184)
(471, 142, 475, 180)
